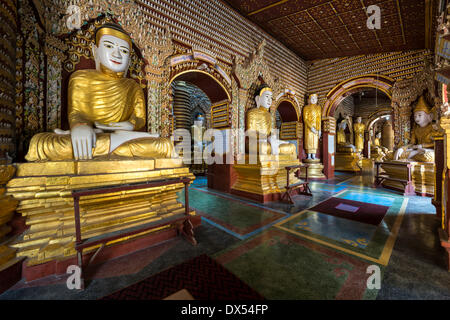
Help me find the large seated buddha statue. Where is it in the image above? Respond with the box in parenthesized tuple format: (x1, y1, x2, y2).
(246, 85, 297, 157)
(6, 24, 196, 270)
(393, 96, 437, 163)
(25, 23, 174, 161)
(232, 85, 300, 202)
(381, 96, 438, 196)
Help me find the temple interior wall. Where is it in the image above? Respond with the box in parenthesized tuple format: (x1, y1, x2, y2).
(307, 50, 432, 106)
(353, 96, 392, 123)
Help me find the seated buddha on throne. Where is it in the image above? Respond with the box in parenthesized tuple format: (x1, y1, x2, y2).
(6, 23, 196, 268)
(246, 85, 297, 158)
(231, 84, 300, 202)
(393, 96, 437, 163)
(26, 23, 174, 162)
(381, 95, 438, 196)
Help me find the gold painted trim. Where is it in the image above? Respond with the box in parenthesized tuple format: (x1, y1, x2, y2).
(275, 197, 409, 266)
(326, 84, 392, 117)
(169, 69, 231, 102)
(248, 0, 289, 16)
(425, 0, 433, 49)
(327, 74, 394, 98)
(395, 0, 407, 45)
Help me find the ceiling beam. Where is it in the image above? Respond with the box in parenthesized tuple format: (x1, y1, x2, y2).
(425, 0, 433, 49)
(248, 0, 290, 16)
(395, 0, 407, 45)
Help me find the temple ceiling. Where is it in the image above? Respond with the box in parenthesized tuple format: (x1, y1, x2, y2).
(222, 0, 440, 61)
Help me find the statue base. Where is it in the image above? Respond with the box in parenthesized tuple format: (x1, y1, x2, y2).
(335, 152, 362, 172)
(6, 159, 197, 267)
(231, 154, 301, 203)
(380, 160, 435, 196)
(371, 150, 386, 163)
(300, 159, 326, 179)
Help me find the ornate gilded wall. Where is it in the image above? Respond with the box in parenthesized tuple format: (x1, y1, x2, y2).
(308, 49, 432, 105)
(0, 0, 17, 160)
(12, 0, 309, 160)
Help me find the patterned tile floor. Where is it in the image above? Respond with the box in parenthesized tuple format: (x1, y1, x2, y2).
(1, 172, 449, 300)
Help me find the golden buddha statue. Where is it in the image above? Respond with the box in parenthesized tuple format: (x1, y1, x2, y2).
(353, 117, 365, 153)
(302, 94, 321, 160)
(335, 119, 361, 172)
(25, 23, 173, 161)
(191, 113, 206, 151)
(371, 131, 388, 161)
(336, 120, 357, 152)
(246, 85, 297, 157)
(394, 96, 437, 162)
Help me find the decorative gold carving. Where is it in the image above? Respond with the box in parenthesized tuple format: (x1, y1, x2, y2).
(391, 59, 440, 146)
(322, 117, 336, 134)
(7, 160, 194, 265)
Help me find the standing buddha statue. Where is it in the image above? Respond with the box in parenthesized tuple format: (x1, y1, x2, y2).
(25, 23, 174, 161)
(302, 94, 321, 160)
(353, 117, 365, 153)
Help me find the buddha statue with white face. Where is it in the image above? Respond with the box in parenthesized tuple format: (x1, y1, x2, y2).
(394, 96, 437, 162)
(336, 120, 356, 153)
(191, 113, 206, 152)
(246, 85, 297, 157)
(25, 23, 174, 161)
(303, 94, 322, 160)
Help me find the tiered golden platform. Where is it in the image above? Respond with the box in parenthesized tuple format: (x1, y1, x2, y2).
(380, 160, 435, 196)
(335, 152, 362, 172)
(299, 158, 326, 179)
(0, 165, 19, 265)
(231, 154, 301, 202)
(6, 158, 195, 268)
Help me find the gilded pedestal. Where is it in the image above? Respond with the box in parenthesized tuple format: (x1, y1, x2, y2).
(381, 160, 435, 196)
(6, 159, 195, 266)
(300, 159, 326, 179)
(335, 152, 362, 172)
(231, 155, 301, 203)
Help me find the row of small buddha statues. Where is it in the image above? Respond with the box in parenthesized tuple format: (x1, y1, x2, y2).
(335, 95, 437, 169)
(21, 22, 438, 170)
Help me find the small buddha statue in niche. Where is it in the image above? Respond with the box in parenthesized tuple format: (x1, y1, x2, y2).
(302, 94, 322, 160)
(191, 113, 206, 152)
(371, 131, 388, 161)
(246, 85, 297, 157)
(25, 23, 174, 161)
(394, 96, 437, 162)
(336, 120, 356, 152)
(353, 117, 365, 153)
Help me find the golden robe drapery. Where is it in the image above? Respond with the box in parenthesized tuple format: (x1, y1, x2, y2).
(25, 69, 173, 161)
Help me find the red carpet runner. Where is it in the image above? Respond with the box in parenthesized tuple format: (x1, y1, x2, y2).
(100, 254, 265, 300)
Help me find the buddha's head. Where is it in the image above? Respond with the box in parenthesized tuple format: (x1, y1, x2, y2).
(309, 94, 318, 105)
(92, 23, 132, 75)
(376, 132, 381, 139)
(413, 96, 433, 128)
(339, 120, 347, 130)
(194, 113, 205, 127)
(255, 85, 273, 110)
(356, 116, 362, 124)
